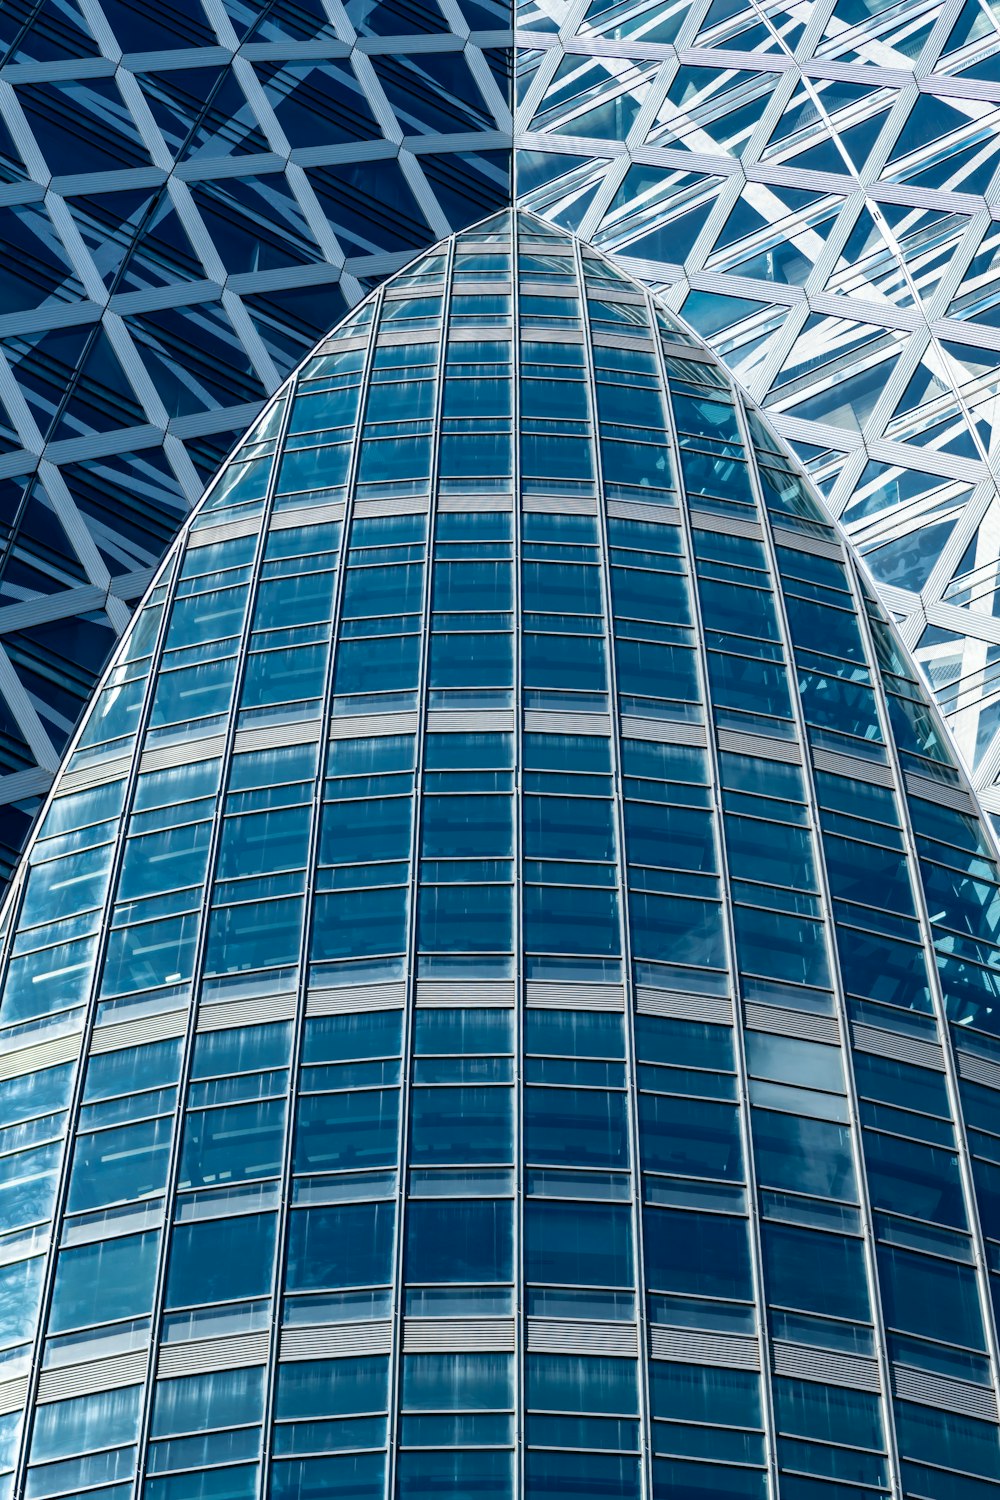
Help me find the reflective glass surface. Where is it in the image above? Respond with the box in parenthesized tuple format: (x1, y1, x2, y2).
(1, 210, 999, 1500)
(515, 0, 1000, 827)
(6, 0, 1000, 902)
(0, 0, 512, 891)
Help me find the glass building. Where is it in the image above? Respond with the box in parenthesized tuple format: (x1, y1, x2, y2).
(0, 0, 511, 886)
(5, 0, 1000, 895)
(516, 0, 1000, 818)
(2, 209, 1000, 1498)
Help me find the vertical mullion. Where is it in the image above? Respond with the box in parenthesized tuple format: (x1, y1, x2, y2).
(840, 539, 1000, 1448)
(650, 317, 781, 1498)
(10, 524, 186, 1500)
(257, 293, 383, 1500)
(511, 207, 526, 1500)
(384, 230, 456, 1500)
(572, 235, 652, 1500)
(127, 379, 300, 1500)
(737, 391, 904, 1498)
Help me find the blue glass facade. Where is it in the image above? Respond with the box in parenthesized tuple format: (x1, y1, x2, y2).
(4, 0, 1000, 895)
(2, 211, 1000, 1500)
(0, 0, 511, 887)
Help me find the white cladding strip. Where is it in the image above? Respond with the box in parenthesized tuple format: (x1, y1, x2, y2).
(621, 716, 707, 747)
(650, 1326, 759, 1369)
(90, 1007, 187, 1054)
(157, 1331, 270, 1378)
(851, 1023, 946, 1071)
(416, 980, 516, 1007)
(196, 991, 297, 1032)
(280, 1323, 393, 1360)
(0, 1027, 81, 1080)
(893, 1364, 998, 1421)
(36, 1349, 149, 1402)
(744, 1003, 840, 1045)
(404, 1319, 516, 1352)
(527, 1320, 638, 1356)
(306, 982, 406, 1014)
(772, 1341, 880, 1392)
(525, 981, 625, 1010)
(635, 989, 732, 1025)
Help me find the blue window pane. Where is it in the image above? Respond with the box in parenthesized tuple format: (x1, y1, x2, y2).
(102, 914, 199, 995)
(334, 636, 421, 695)
(649, 1363, 761, 1428)
(434, 562, 513, 612)
(151, 1367, 265, 1436)
(166, 1215, 276, 1307)
(752, 1112, 855, 1201)
(639, 1095, 742, 1181)
(0, 1257, 44, 1348)
(528, 1450, 641, 1500)
(524, 886, 620, 957)
(837, 928, 932, 1012)
(67, 1118, 172, 1210)
(895, 1402, 1000, 1481)
(31, 1386, 141, 1464)
(525, 1088, 628, 1168)
(192, 1024, 290, 1077)
(402, 1353, 513, 1411)
(303, 1012, 403, 1063)
(525, 1010, 624, 1059)
(877, 1244, 985, 1348)
(50, 1232, 159, 1332)
(625, 803, 715, 872)
(527, 1355, 638, 1416)
(295, 1089, 399, 1170)
(405, 1198, 512, 1283)
(205, 898, 304, 973)
(707, 652, 792, 720)
(417, 884, 513, 953)
(526, 1202, 633, 1288)
(652, 1458, 767, 1499)
(524, 796, 614, 861)
(429, 631, 513, 688)
(423, 796, 513, 858)
(286, 1203, 394, 1291)
(734, 907, 830, 988)
(275, 1358, 389, 1418)
(146, 1466, 258, 1500)
(269, 1453, 385, 1500)
(397, 1449, 513, 1498)
(763, 1225, 870, 1322)
(644, 1209, 751, 1300)
(523, 633, 607, 695)
(322, 792, 413, 864)
(864, 1131, 967, 1228)
(616, 640, 699, 705)
(409, 1086, 513, 1164)
(630, 893, 725, 969)
(312, 888, 408, 961)
(149, 659, 238, 729)
(772, 1377, 882, 1450)
(414, 1008, 513, 1054)
(636, 1016, 732, 1070)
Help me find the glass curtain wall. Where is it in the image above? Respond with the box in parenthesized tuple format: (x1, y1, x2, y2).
(0, 212, 999, 1500)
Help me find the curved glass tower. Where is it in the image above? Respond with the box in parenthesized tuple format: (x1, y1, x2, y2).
(4, 0, 1000, 896)
(2, 210, 1000, 1500)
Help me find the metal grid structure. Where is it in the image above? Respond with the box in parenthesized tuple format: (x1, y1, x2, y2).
(0, 0, 512, 885)
(514, 0, 1000, 815)
(6, 0, 1000, 892)
(2, 211, 1000, 1500)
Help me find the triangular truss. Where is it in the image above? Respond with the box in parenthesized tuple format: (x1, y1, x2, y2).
(4, 0, 1000, 888)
